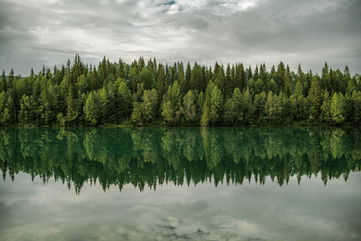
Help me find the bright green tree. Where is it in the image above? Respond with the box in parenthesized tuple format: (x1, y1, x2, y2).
(330, 92, 346, 124)
(350, 91, 361, 123)
(201, 82, 223, 126)
(139, 67, 154, 90)
(320, 91, 331, 123)
(224, 88, 242, 124)
(265, 91, 282, 123)
(131, 89, 158, 125)
(308, 76, 322, 121)
(253, 91, 266, 123)
(0, 91, 10, 125)
(161, 81, 181, 124)
(19, 95, 37, 125)
(182, 90, 197, 123)
(84, 91, 101, 125)
(117, 78, 132, 120)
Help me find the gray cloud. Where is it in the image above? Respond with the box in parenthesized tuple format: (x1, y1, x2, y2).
(0, 0, 360, 75)
(1, 172, 361, 241)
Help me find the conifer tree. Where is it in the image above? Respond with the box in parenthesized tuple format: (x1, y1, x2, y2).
(330, 92, 346, 124)
(84, 91, 101, 125)
(182, 90, 197, 123)
(201, 82, 223, 126)
(308, 76, 322, 121)
(0, 54, 358, 127)
(0, 70, 6, 92)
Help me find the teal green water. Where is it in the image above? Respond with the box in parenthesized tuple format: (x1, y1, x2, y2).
(0, 127, 361, 241)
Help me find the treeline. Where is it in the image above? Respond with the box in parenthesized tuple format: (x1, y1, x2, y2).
(1, 127, 360, 193)
(1, 55, 361, 126)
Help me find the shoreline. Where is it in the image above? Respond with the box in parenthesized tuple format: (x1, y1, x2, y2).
(1, 122, 361, 129)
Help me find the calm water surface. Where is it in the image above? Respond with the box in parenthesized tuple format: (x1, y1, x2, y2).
(0, 127, 360, 241)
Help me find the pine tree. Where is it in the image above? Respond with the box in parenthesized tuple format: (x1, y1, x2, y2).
(330, 92, 346, 124)
(350, 91, 361, 123)
(224, 88, 242, 124)
(321, 91, 331, 123)
(283, 65, 292, 96)
(98, 88, 109, 123)
(131, 89, 158, 125)
(19, 95, 37, 125)
(117, 78, 132, 120)
(276, 61, 285, 90)
(156, 64, 166, 98)
(0, 91, 8, 125)
(253, 92, 266, 123)
(140, 67, 154, 90)
(0, 70, 6, 92)
(265, 91, 282, 123)
(201, 82, 223, 126)
(84, 92, 101, 125)
(161, 81, 181, 124)
(182, 90, 197, 123)
(190, 64, 204, 91)
(66, 82, 78, 122)
(308, 76, 322, 121)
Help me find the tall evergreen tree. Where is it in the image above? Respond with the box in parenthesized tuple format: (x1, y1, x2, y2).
(308, 76, 322, 121)
(201, 82, 223, 126)
(0, 70, 6, 92)
(182, 90, 197, 123)
(84, 91, 101, 125)
(330, 92, 346, 124)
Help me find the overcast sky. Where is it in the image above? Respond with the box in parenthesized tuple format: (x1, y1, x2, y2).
(0, 0, 360, 75)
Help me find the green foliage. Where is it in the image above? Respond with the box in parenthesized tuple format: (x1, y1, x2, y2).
(308, 76, 322, 121)
(130, 102, 143, 126)
(350, 91, 361, 123)
(240, 88, 254, 124)
(346, 79, 356, 93)
(1, 127, 360, 192)
(57, 113, 66, 127)
(190, 64, 205, 91)
(182, 90, 197, 123)
(330, 92, 346, 124)
(0, 92, 9, 125)
(161, 81, 181, 124)
(84, 91, 101, 125)
(224, 87, 254, 125)
(253, 91, 267, 123)
(131, 89, 158, 126)
(161, 101, 174, 123)
(224, 88, 242, 124)
(0, 70, 6, 92)
(321, 91, 332, 123)
(290, 94, 309, 121)
(65, 83, 78, 123)
(265, 91, 282, 123)
(139, 67, 154, 90)
(0, 55, 359, 126)
(117, 78, 132, 120)
(19, 95, 38, 125)
(201, 82, 223, 126)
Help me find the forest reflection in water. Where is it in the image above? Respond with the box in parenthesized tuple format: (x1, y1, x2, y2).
(0, 127, 360, 193)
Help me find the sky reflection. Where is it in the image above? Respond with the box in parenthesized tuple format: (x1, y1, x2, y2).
(1, 172, 360, 241)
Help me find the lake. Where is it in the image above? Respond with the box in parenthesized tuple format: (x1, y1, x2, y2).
(0, 127, 360, 241)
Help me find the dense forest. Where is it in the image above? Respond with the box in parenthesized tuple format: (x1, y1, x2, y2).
(1, 55, 361, 126)
(1, 127, 360, 193)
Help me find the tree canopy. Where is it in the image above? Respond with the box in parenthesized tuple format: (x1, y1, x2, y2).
(0, 55, 360, 126)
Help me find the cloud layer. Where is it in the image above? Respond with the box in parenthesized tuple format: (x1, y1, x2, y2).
(1, 173, 361, 241)
(0, 0, 360, 75)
